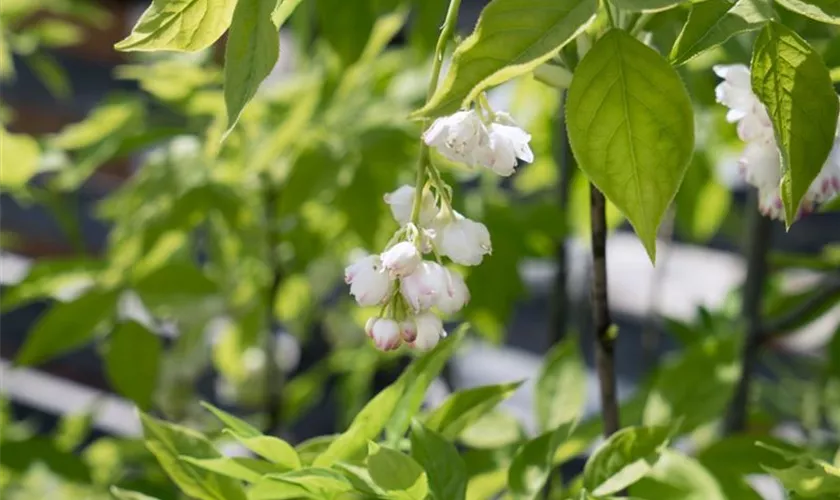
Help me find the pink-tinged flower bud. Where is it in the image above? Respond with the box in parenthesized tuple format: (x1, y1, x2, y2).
(367, 317, 401, 351)
(345, 255, 391, 307)
(409, 312, 445, 351)
(384, 185, 438, 226)
(433, 211, 491, 266)
(400, 319, 417, 343)
(381, 241, 421, 277)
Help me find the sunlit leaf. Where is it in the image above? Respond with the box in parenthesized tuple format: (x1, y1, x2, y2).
(110, 486, 161, 500)
(0, 128, 40, 189)
(508, 422, 575, 500)
(367, 442, 429, 500)
(249, 468, 352, 500)
(104, 321, 162, 410)
(535, 336, 587, 432)
(179, 456, 280, 483)
(583, 425, 672, 496)
(566, 29, 694, 262)
(115, 0, 237, 52)
(425, 381, 523, 440)
(631, 450, 726, 500)
(612, 0, 688, 12)
(410, 421, 467, 500)
(775, 0, 840, 24)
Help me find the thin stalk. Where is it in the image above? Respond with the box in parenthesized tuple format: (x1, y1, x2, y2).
(548, 91, 573, 347)
(590, 184, 620, 437)
(262, 176, 284, 435)
(724, 189, 773, 434)
(410, 0, 462, 224)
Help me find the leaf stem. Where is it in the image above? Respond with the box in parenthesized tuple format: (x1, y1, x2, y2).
(590, 184, 620, 437)
(410, 0, 462, 225)
(724, 190, 773, 434)
(602, 0, 618, 29)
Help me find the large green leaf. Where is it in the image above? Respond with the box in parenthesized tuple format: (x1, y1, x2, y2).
(534, 337, 587, 432)
(642, 335, 740, 433)
(507, 422, 574, 500)
(425, 381, 523, 440)
(179, 456, 280, 483)
(140, 413, 246, 500)
(313, 327, 466, 467)
(750, 21, 839, 224)
(16, 289, 119, 366)
(760, 444, 840, 497)
(223, 0, 280, 135)
(566, 29, 694, 262)
(631, 450, 726, 500)
(115, 0, 237, 52)
(670, 0, 773, 66)
(410, 421, 467, 500)
(775, 0, 840, 24)
(582, 425, 672, 496)
(104, 321, 162, 410)
(249, 468, 353, 499)
(412, 0, 597, 119)
(612, 0, 687, 12)
(367, 442, 429, 500)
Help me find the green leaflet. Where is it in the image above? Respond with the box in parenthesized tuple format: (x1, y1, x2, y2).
(104, 321, 162, 410)
(750, 22, 839, 225)
(534, 336, 587, 432)
(425, 381, 524, 439)
(775, 0, 840, 25)
(566, 29, 694, 262)
(583, 425, 672, 496)
(507, 422, 575, 500)
(367, 442, 429, 500)
(412, 0, 597, 119)
(410, 421, 468, 500)
(670, 0, 773, 66)
(115, 0, 237, 52)
(612, 0, 687, 12)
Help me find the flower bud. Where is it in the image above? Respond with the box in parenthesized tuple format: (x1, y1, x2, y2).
(423, 110, 490, 166)
(367, 317, 401, 351)
(400, 261, 446, 312)
(410, 312, 445, 351)
(345, 255, 391, 307)
(400, 319, 417, 343)
(436, 267, 470, 314)
(434, 211, 492, 266)
(384, 185, 438, 226)
(381, 241, 421, 277)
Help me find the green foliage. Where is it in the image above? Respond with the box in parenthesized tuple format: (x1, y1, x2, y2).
(566, 29, 694, 261)
(750, 21, 839, 224)
(534, 336, 587, 432)
(775, 0, 840, 25)
(424, 381, 524, 439)
(104, 321, 162, 410)
(508, 422, 575, 499)
(582, 425, 673, 496)
(367, 442, 429, 499)
(115, 0, 237, 52)
(409, 421, 468, 500)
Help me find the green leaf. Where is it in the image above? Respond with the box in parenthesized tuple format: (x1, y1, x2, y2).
(611, 0, 692, 12)
(115, 0, 237, 52)
(249, 468, 353, 500)
(223, 0, 280, 135)
(534, 336, 587, 432)
(412, 0, 598, 119)
(201, 401, 262, 437)
(642, 334, 740, 433)
(315, 0, 375, 65)
(582, 425, 672, 496)
(54, 409, 95, 452)
(110, 486, 161, 500)
(140, 413, 246, 500)
(566, 29, 694, 262)
(24, 53, 71, 100)
(670, 0, 772, 66)
(0, 128, 40, 189)
(223, 431, 301, 470)
(104, 321, 161, 410)
(508, 422, 575, 500)
(313, 327, 466, 467)
(761, 450, 840, 497)
(410, 421, 468, 500)
(16, 289, 119, 366)
(179, 456, 280, 483)
(775, 0, 840, 24)
(367, 442, 429, 500)
(425, 381, 524, 440)
(631, 450, 726, 500)
(750, 21, 839, 224)
(52, 97, 144, 151)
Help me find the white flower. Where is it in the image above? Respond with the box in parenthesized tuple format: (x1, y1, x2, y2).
(384, 185, 438, 226)
(475, 120, 534, 177)
(381, 241, 421, 277)
(808, 137, 840, 204)
(757, 188, 784, 221)
(400, 319, 417, 343)
(436, 267, 470, 314)
(410, 312, 445, 351)
(433, 211, 491, 266)
(400, 261, 446, 312)
(423, 110, 490, 165)
(366, 317, 401, 351)
(738, 137, 780, 191)
(345, 255, 391, 307)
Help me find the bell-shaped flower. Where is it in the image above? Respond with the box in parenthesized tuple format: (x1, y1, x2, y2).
(400, 319, 417, 343)
(410, 312, 446, 351)
(384, 185, 438, 226)
(423, 110, 490, 165)
(436, 267, 470, 314)
(433, 211, 491, 266)
(400, 261, 446, 312)
(365, 317, 401, 351)
(475, 118, 534, 177)
(381, 241, 421, 277)
(345, 255, 391, 307)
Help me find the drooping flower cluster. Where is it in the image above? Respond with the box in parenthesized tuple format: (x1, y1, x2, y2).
(345, 104, 533, 352)
(714, 64, 840, 220)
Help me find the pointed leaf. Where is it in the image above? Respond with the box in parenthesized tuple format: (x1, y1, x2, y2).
(425, 381, 524, 440)
(250, 468, 353, 500)
(104, 321, 161, 410)
(201, 402, 261, 437)
(566, 29, 694, 262)
(582, 425, 672, 496)
(223, 0, 280, 134)
(115, 0, 237, 52)
(410, 421, 467, 500)
(508, 422, 575, 500)
(110, 487, 161, 500)
(775, 0, 840, 25)
(535, 336, 587, 432)
(180, 456, 280, 483)
(750, 21, 839, 224)
(223, 430, 301, 470)
(367, 442, 429, 500)
(612, 0, 688, 12)
(670, 0, 772, 66)
(632, 450, 727, 500)
(412, 0, 598, 119)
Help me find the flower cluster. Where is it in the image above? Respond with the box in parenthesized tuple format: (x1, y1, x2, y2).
(345, 105, 532, 352)
(714, 64, 840, 220)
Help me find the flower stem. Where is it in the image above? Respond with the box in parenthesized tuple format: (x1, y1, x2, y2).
(410, 0, 462, 225)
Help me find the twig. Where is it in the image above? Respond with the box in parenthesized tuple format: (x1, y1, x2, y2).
(262, 176, 284, 435)
(590, 184, 620, 437)
(724, 189, 773, 434)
